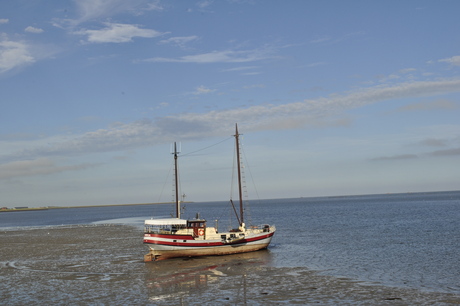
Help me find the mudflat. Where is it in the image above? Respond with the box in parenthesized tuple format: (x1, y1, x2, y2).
(1, 225, 459, 305)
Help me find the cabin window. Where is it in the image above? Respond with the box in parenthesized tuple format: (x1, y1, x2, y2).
(187, 221, 206, 228)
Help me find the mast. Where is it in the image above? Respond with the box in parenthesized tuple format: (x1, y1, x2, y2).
(173, 142, 180, 219)
(235, 124, 244, 226)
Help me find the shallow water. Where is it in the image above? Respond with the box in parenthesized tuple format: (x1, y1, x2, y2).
(1, 225, 459, 305)
(1, 191, 459, 304)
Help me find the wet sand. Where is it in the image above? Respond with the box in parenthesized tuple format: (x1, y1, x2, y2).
(1, 225, 459, 305)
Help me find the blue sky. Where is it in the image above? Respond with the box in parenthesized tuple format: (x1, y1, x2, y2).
(1, 0, 460, 207)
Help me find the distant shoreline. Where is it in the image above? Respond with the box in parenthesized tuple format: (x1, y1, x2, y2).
(2, 189, 458, 213)
(0, 202, 185, 213)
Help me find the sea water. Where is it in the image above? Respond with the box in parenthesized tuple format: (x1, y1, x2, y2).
(1, 191, 459, 303)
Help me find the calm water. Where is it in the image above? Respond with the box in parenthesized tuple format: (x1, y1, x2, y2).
(1, 191, 459, 294)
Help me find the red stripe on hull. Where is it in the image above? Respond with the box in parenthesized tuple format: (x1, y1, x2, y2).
(143, 232, 274, 247)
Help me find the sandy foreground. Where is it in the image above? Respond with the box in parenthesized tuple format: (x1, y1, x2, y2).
(1, 224, 459, 305)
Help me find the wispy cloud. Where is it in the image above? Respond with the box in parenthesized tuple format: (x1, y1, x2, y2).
(0, 18, 9, 24)
(310, 36, 330, 44)
(399, 68, 416, 74)
(310, 31, 365, 45)
(439, 55, 460, 66)
(3, 79, 460, 162)
(418, 138, 448, 147)
(144, 49, 275, 63)
(428, 147, 460, 157)
(371, 136, 460, 161)
(370, 154, 418, 161)
(394, 99, 458, 112)
(197, 0, 214, 9)
(243, 84, 265, 89)
(307, 62, 327, 68)
(143, 1, 163, 12)
(0, 158, 96, 180)
(73, 0, 147, 24)
(223, 66, 258, 72)
(74, 22, 163, 43)
(0, 36, 35, 74)
(192, 85, 215, 95)
(25, 26, 44, 34)
(159, 35, 199, 48)
(54, 0, 161, 28)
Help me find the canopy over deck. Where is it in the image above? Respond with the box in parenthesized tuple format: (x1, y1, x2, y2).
(145, 218, 187, 226)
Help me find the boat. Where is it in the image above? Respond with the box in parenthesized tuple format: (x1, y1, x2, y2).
(143, 124, 276, 261)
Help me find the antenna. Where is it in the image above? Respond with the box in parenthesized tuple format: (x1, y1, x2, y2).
(170, 142, 181, 155)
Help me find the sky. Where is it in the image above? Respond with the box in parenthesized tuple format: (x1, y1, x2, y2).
(1, 0, 460, 208)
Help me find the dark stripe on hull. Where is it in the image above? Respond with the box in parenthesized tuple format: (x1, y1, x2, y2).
(143, 232, 274, 247)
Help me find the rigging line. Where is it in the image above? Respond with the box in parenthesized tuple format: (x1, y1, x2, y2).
(180, 136, 233, 157)
(157, 160, 174, 203)
(230, 141, 237, 200)
(241, 144, 261, 201)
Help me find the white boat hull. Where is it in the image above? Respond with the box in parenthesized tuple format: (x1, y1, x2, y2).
(144, 229, 275, 261)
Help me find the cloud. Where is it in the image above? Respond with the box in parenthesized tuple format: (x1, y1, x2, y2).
(399, 68, 416, 74)
(310, 32, 365, 45)
(307, 62, 327, 68)
(418, 138, 448, 147)
(54, 0, 163, 28)
(193, 85, 215, 95)
(25, 26, 44, 33)
(242, 71, 260, 76)
(3, 79, 460, 161)
(5, 119, 163, 161)
(349, 80, 460, 106)
(395, 99, 458, 112)
(439, 55, 460, 66)
(197, 0, 214, 9)
(0, 158, 96, 180)
(159, 36, 199, 48)
(428, 147, 460, 157)
(243, 84, 265, 89)
(75, 22, 163, 43)
(310, 36, 330, 44)
(143, 1, 164, 12)
(0, 36, 35, 74)
(223, 66, 258, 72)
(150, 78, 460, 132)
(370, 154, 418, 161)
(145, 49, 274, 63)
(0, 18, 9, 24)
(73, 0, 148, 23)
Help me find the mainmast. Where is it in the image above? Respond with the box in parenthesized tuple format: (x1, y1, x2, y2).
(173, 142, 180, 219)
(235, 124, 244, 226)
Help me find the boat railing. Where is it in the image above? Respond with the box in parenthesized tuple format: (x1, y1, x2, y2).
(144, 225, 200, 236)
(246, 224, 276, 234)
(144, 224, 187, 234)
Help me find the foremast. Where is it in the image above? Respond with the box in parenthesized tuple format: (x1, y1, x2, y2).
(173, 142, 180, 219)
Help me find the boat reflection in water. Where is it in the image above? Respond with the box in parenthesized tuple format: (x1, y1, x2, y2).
(144, 249, 272, 303)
